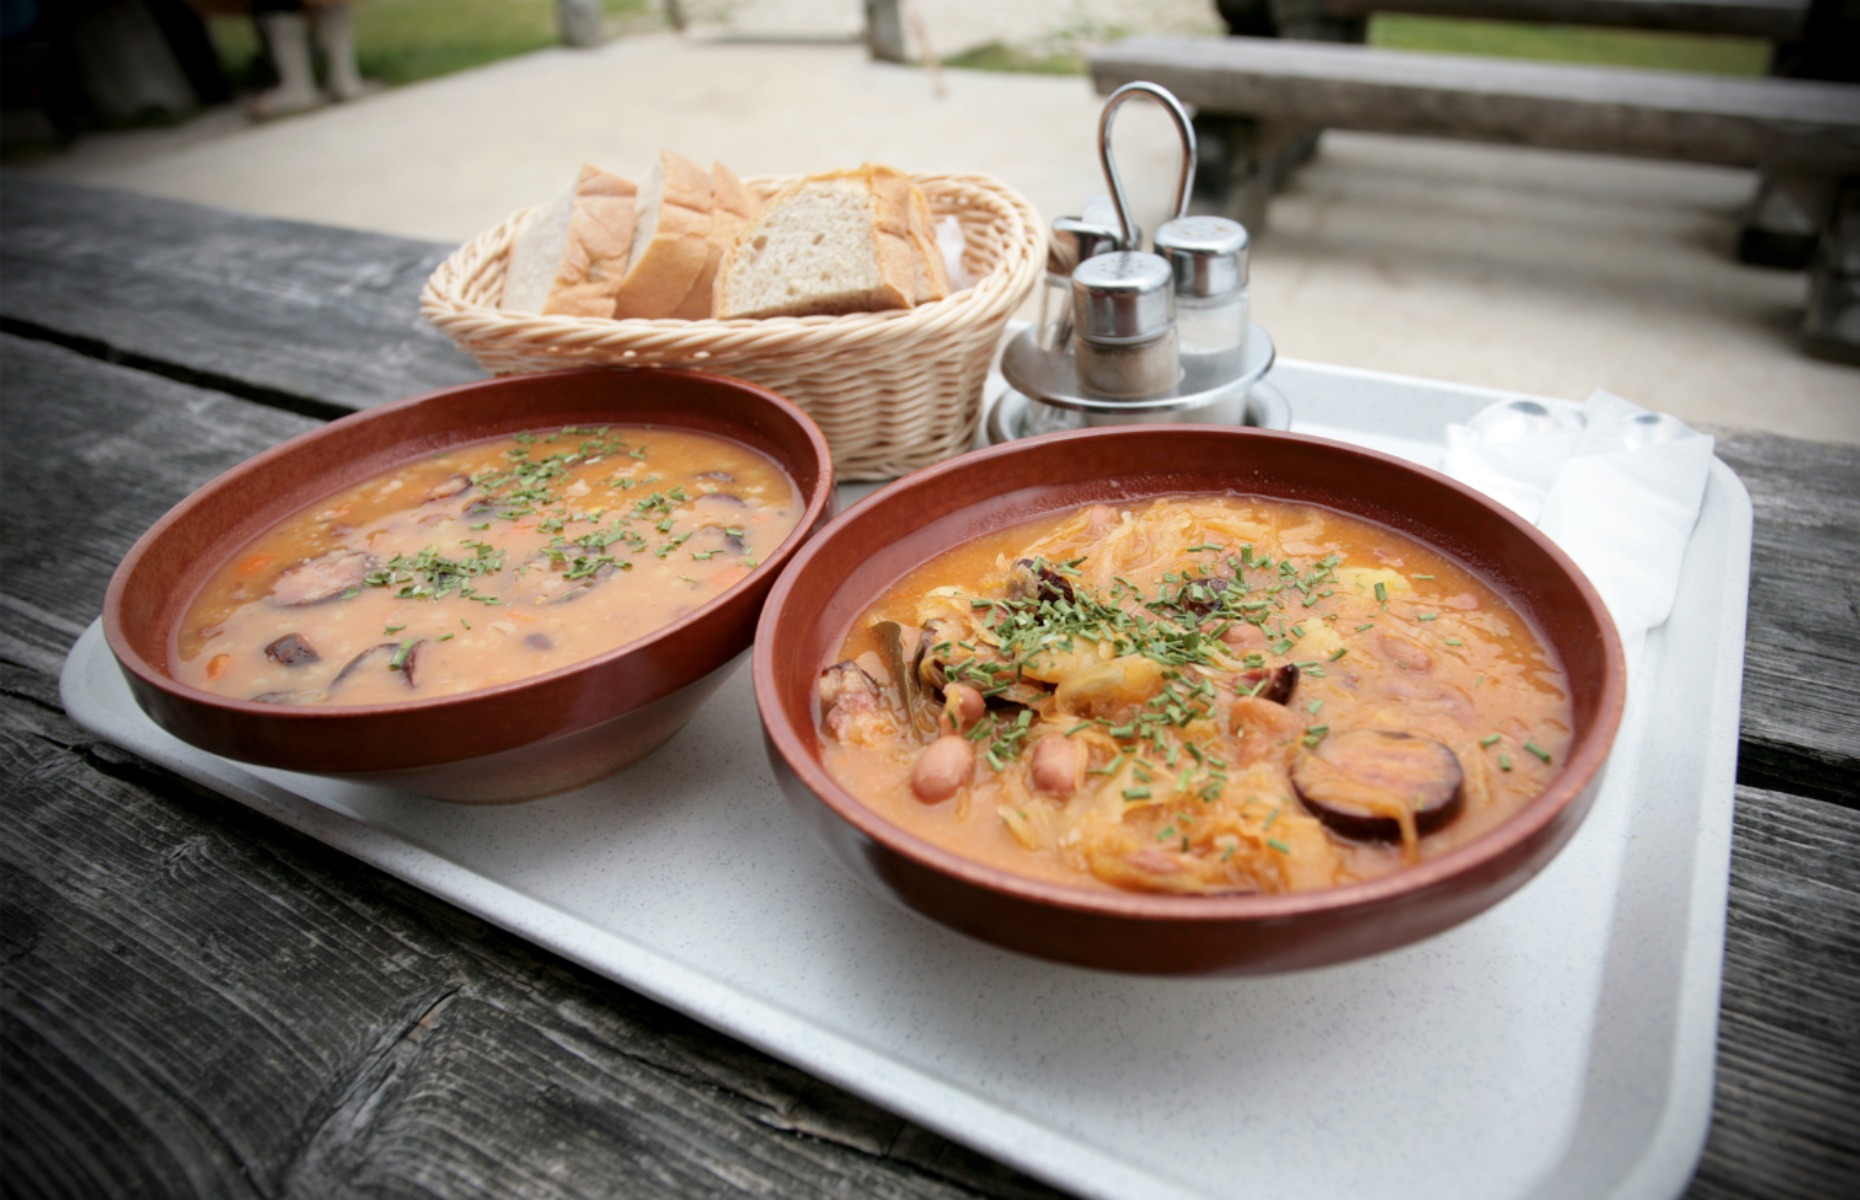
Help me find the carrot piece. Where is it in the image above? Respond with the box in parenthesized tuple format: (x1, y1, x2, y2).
(235, 554, 273, 576)
(206, 653, 231, 680)
(710, 564, 751, 590)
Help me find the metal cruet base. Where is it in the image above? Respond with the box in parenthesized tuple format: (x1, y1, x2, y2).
(987, 321, 1285, 446)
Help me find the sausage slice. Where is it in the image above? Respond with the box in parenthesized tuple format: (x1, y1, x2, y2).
(1291, 729, 1463, 841)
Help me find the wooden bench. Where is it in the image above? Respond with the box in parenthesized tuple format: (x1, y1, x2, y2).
(1089, 34, 1860, 357)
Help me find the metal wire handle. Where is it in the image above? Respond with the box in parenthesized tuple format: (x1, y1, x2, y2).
(1096, 81, 1197, 252)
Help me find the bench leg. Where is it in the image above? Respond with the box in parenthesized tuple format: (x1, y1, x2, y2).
(1190, 114, 1318, 233)
(1739, 172, 1836, 270)
(1804, 179, 1860, 365)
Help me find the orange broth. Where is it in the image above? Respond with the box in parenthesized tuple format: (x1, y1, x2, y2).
(818, 495, 1573, 895)
(175, 424, 800, 706)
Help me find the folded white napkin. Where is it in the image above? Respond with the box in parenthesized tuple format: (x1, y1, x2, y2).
(1441, 389, 1715, 671)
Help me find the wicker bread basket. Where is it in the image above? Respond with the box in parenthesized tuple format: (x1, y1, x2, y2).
(421, 172, 1044, 481)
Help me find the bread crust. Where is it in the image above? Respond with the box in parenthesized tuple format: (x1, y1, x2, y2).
(503, 163, 637, 318)
(611, 149, 715, 320)
(671, 161, 762, 320)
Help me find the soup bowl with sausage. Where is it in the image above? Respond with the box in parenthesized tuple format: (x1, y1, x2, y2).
(754, 425, 1624, 975)
(106, 367, 833, 802)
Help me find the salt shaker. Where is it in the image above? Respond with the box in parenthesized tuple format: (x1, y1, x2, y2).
(1155, 215, 1250, 360)
(1071, 250, 1179, 399)
(1041, 197, 1130, 351)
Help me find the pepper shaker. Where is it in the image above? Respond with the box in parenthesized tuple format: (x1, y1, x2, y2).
(1071, 250, 1179, 399)
(1155, 215, 1250, 362)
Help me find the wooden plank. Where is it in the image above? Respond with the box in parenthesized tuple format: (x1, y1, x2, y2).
(4, 334, 1855, 1197)
(1322, 0, 1809, 40)
(1090, 36, 1860, 171)
(0, 335, 1062, 1200)
(1687, 784, 1860, 1198)
(1712, 430, 1860, 807)
(0, 174, 483, 416)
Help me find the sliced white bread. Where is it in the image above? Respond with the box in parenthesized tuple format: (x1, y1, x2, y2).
(501, 163, 637, 317)
(889, 166, 951, 304)
(670, 161, 762, 320)
(713, 166, 917, 320)
(610, 149, 715, 320)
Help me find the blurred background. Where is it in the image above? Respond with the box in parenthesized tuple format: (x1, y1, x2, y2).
(3, 0, 1856, 441)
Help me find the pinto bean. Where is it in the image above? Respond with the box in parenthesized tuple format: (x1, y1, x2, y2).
(1219, 620, 1267, 652)
(1029, 736, 1078, 798)
(1229, 696, 1307, 766)
(1375, 631, 1432, 673)
(938, 683, 986, 734)
(910, 735, 974, 803)
(1291, 729, 1464, 841)
(268, 549, 372, 607)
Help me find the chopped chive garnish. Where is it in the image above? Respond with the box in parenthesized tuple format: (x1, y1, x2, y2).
(1374, 582, 1388, 603)
(1525, 742, 1553, 764)
(1267, 838, 1291, 854)
(1499, 753, 1514, 771)
(1480, 733, 1501, 747)
(1122, 786, 1152, 801)
(1329, 647, 1348, 661)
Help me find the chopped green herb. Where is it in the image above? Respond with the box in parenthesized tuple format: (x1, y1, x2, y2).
(1525, 742, 1553, 764)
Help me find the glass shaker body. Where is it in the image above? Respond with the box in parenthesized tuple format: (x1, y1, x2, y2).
(1155, 216, 1250, 360)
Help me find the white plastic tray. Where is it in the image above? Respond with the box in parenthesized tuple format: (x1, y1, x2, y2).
(60, 360, 1752, 1200)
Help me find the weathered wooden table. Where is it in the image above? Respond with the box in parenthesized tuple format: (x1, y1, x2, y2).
(3, 176, 1854, 1198)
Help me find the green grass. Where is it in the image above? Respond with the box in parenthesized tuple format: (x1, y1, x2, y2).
(205, 2, 1774, 92)
(948, 14, 1771, 80)
(1366, 14, 1770, 76)
(207, 0, 657, 90)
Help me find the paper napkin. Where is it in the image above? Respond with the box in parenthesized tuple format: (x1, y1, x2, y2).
(1441, 389, 1716, 672)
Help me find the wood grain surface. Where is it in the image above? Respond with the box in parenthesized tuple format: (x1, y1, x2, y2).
(1088, 36, 1860, 172)
(3, 177, 1855, 1199)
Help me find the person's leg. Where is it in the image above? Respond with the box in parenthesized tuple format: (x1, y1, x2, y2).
(249, 0, 320, 116)
(311, 2, 368, 101)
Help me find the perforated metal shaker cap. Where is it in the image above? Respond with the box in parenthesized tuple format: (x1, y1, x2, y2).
(1071, 251, 1175, 344)
(1155, 216, 1249, 299)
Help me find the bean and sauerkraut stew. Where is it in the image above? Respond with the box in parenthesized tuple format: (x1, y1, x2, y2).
(817, 496, 1573, 894)
(176, 425, 800, 706)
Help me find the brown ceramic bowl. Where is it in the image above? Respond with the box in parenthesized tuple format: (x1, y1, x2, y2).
(753, 425, 1625, 975)
(105, 367, 833, 803)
